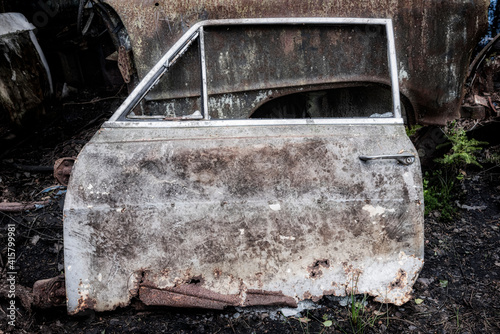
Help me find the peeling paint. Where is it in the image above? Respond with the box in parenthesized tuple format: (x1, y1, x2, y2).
(269, 203, 281, 211)
(399, 65, 409, 81)
(362, 204, 395, 217)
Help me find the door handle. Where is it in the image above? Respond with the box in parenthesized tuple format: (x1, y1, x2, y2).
(359, 154, 415, 166)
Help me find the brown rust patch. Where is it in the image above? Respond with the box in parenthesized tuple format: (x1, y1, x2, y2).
(139, 286, 237, 310)
(308, 259, 330, 279)
(322, 289, 337, 296)
(389, 269, 408, 290)
(213, 268, 222, 278)
(75, 296, 96, 313)
(245, 289, 297, 307)
(139, 284, 296, 309)
(302, 291, 312, 300)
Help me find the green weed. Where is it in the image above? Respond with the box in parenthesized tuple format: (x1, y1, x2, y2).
(405, 125, 422, 137)
(423, 170, 456, 220)
(435, 121, 487, 171)
(343, 276, 384, 334)
(423, 121, 487, 220)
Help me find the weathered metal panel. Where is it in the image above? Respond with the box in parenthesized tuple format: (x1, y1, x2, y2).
(101, 0, 489, 125)
(0, 13, 51, 127)
(64, 124, 424, 313)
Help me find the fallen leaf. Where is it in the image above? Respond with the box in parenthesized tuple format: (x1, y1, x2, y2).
(298, 317, 311, 323)
(415, 298, 424, 305)
(323, 320, 333, 327)
(31, 235, 40, 245)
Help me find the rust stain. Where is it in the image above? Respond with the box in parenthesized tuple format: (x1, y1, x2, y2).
(75, 296, 96, 312)
(389, 269, 408, 290)
(32, 275, 66, 309)
(245, 289, 297, 307)
(139, 286, 239, 309)
(307, 259, 330, 279)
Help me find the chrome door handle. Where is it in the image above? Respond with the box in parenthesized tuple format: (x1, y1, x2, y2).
(359, 154, 415, 165)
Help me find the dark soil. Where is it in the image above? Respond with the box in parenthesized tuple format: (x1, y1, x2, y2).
(1, 91, 500, 333)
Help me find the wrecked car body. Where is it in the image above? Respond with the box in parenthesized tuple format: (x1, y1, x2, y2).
(1, 0, 489, 126)
(0, 12, 52, 127)
(97, 0, 488, 125)
(63, 18, 424, 314)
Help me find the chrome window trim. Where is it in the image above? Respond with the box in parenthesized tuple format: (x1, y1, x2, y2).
(105, 17, 401, 128)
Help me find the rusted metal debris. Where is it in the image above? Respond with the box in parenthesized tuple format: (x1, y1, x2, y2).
(139, 272, 296, 309)
(53, 157, 75, 186)
(33, 275, 66, 309)
(117, 45, 131, 83)
(0, 200, 50, 212)
(139, 286, 297, 310)
(0, 12, 52, 127)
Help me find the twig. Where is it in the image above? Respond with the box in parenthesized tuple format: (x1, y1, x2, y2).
(14, 164, 54, 173)
(0, 200, 50, 212)
(0, 211, 62, 241)
(385, 317, 419, 326)
(478, 164, 500, 175)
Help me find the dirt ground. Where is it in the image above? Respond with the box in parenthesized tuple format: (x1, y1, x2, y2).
(0, 91, 500, 333)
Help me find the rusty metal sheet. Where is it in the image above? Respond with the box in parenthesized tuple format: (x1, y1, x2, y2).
(33, 275, 66, 309)
(54, 157, 75, 186)
(64, 123, 424, 313)
(101, 0, 488, 125)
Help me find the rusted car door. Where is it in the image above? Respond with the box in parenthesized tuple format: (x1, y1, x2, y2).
(63, 18, 424, 314)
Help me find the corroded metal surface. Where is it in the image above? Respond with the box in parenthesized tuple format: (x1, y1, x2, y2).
(64, 124, 424, 313)
(54, 157, 75, 186)
(0, 13, 51, 127)
(139, 282, 297, 309)
(33, 275, 66, 309)
(101, 0, 488, 125)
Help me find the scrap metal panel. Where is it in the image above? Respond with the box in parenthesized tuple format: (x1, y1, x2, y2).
(64, 124, 423, 313)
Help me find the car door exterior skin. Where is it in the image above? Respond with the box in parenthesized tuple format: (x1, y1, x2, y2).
(64, 121, 423, 313)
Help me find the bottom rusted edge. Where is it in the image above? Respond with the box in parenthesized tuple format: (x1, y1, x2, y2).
(139, 285, 297, 310)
